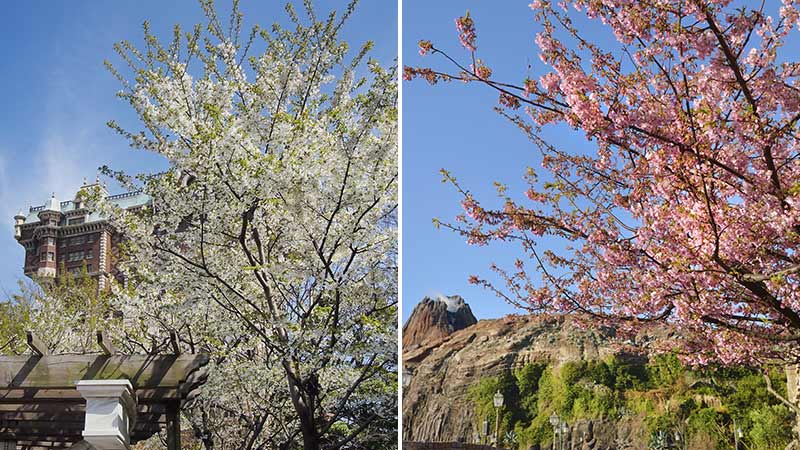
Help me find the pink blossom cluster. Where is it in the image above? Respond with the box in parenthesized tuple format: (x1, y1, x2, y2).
(455, 13, 477, 52)
(403, 66, 441, 84)
(470, 61, 492, 79)
(407, 1, 800, 366)
(418, 40, 433, 56)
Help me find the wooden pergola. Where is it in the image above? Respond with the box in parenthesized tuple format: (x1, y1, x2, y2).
(0, 332, 209, 450)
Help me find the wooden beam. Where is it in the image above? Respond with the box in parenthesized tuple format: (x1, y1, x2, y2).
(95, 331, 116, 356)
(168, 331, 181, 355)
(0, 353, 209, 447)
(0, 353, 209, 390)
(0, 405, 169, 428)
(13, 443, 72, 448)
(165, 402, 180, 450)
(0, 388, 190, 404)
(0, 427, 79, 438)
(179, 364, 209, 400)
(0, 403, 166, 414)
(0, 411, 85, 422)
(0, 419, 165, 433)
(0, 404, 84, 413)
(6, 439, 76, 449)
(0, 420, 85, 432)
(16, 441, 76, 450)
(26, 332, 48, 357)
(0, 389, 83, 403)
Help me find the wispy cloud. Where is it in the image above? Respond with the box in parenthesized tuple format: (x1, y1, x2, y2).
(36, 126, 99, 202)
(19, 68, 113, 211)
(0, 69, 113, 293)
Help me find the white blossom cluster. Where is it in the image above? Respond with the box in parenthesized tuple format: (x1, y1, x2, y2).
(86, 1, 398, 448)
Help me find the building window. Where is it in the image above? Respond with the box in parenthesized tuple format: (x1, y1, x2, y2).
(40, 253, 46, 262)
(86, 234, 95, 244)
(68, 251, 85, 262)
(48, 252, 54, 262)
(86, 264, 93, 272)
(68, 217, 85, 225)
(70, 236, 86, 246)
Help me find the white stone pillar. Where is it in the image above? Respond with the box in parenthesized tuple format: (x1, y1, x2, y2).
(76, 380, 137, 450)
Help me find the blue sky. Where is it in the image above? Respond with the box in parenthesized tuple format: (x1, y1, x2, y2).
(401, 0, 796, 322)
(0, 0, 396, 295)
(402, 1, 609, 321)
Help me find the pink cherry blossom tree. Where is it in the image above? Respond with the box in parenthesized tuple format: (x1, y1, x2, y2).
(406, 0, 800, 421)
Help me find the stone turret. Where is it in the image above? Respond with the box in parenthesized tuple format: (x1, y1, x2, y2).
(79, 176, 109, 200)
(13, 211, 25, 238)
(34, 194, 62, 278)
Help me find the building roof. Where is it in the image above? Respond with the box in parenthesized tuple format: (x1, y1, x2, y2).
(42, 195, 60, 213)
(22, 190, 150, 225)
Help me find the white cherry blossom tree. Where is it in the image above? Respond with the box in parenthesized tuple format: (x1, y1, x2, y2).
(93, 1, 398, 448)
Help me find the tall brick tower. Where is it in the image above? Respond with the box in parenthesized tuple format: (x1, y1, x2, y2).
(13, 179, 149, 290)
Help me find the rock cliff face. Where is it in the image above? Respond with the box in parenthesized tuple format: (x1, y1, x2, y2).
(402, 295, 477, 350)
(402, 306, 650, 449)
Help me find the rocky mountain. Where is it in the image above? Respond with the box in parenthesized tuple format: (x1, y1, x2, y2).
(401, 297, 677, 449)
(402, 295, 477, 350)
(402, 297, 793, 450)
(403, 312, 626, 444)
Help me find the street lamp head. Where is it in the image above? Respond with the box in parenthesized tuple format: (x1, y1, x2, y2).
(493, 390, 504, 408)
(549, 413, 560, 426)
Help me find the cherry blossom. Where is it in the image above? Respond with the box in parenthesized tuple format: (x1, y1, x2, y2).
(407, 1, 800, 373)
(455, 12, 477, 51)
(91, 2, 398, 449)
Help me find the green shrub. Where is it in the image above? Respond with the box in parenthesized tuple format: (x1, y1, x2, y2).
(747, 404, 793, 450)
(468, 358, 794, 450)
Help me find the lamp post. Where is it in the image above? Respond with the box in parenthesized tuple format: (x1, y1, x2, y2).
(493, 390, 504, 448)
(733, 419, 744, 450)
(562, 423, 569, 450)
(733, 421, 743, 450)
(549, 413, 560, 450)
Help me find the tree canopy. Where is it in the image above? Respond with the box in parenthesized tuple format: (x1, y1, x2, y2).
(75, 1, 398, 449)
(406, 0, 800, 367)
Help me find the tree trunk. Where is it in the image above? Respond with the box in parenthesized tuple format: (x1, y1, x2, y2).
(295, 398, 320, 450)
(283, 360, 321, 450)
(300, 423, 321, 450)
(192, 410, 215, 450)
(786, 365, 800, 450)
